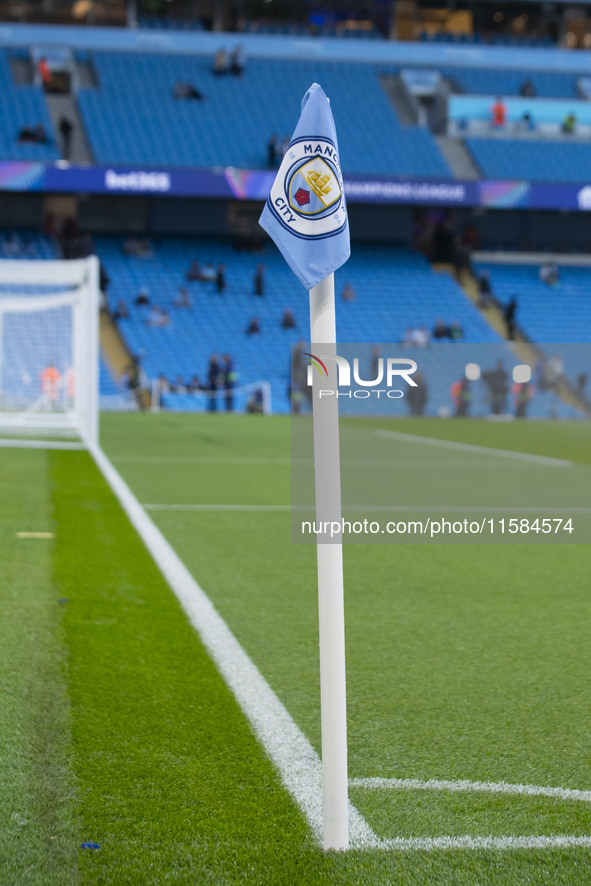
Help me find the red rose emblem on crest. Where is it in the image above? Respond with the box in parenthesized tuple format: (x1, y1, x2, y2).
(294, 188, 310, 206)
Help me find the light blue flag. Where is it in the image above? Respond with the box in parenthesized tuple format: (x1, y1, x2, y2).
(259, 83, 350, 291)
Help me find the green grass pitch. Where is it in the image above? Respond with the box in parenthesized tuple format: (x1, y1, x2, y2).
(1, 413, 591, 884)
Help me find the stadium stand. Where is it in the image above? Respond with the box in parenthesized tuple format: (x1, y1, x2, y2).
(444, 67, 580, 98)
(473, 261, 591, 342)
(466, 138, 591, 182)
(95, 234, 499, 414)
(0, 49, 59, 162)
(77, 54, 451, 176)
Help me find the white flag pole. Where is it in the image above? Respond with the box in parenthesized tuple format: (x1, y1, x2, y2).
(309, 272, 349, 851)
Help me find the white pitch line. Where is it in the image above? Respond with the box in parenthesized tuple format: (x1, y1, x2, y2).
(349, 777, 591, 804)
(368, 834, 591, 851)
(89, 445, 375, 849)
(374, 429, 573, 468)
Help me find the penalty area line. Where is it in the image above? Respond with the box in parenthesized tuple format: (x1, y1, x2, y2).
(366, 834, 591, 852)
(349, 776, 591, 804)
(374, 429, 573, 468)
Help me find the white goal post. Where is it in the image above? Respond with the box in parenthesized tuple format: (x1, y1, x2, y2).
(0, 256, 100, 448)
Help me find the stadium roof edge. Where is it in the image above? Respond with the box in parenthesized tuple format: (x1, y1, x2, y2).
(2, 23, 591, 73)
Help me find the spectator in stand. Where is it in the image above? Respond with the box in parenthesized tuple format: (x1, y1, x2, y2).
(477, 269, 493, 308)
(174, 286, 192, 309)
(58, 115, 73, 159)
(246, 317, 261, 336)
(186, 260, 203, 282)
(253, 264, 265, 296)
(135, 286, 150, 306)
(112, 299, 129, 321)
(159, 309, 171, 327)
(267, 134, 278, 168)
(123, 237, 154, 259)
(411, 324, 431, 347)
(38, 56, 51, 89)
(147, 306, 162, 326)
(212, 48, 229, 76)
(281, 308, 297, 330)
(504, 295, 518, 340)
(18, 124, 48, 144)
(402, 328, 415, 346)
(201, 262, 216, 281)
(520, 79, 537, 97)
(207, 355, 219, 411)
(215, 263, 226, 294)
(449, 320, 464, 341)
(230, 45, 246, 77)
(562, 112, 577, 135)
(172, 81, 205, 100)
(171, 374, 187, 393)
(539, 261, 560, 287)
(189, 375, 203, 392)
(491, 96, 507, 129)
(222, 354, 238, 411)
(432, 318, 449, 340)
(341, 282, 357, 302)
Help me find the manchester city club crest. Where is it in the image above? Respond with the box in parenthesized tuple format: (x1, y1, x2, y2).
(266, 136, 347, 240)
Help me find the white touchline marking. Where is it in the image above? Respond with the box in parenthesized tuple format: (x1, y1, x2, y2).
(349, 777, 591, 804)
(374, 429, 574, 468)
(15, 531, 54, 539)
(0, 439, 85, 450)
(89, 445, 375, 849)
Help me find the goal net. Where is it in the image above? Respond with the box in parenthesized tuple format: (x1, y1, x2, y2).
(0, 256, 99, 447)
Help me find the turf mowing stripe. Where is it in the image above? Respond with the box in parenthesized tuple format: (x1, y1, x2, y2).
(374, 430, 573, 467)
(0, 449, 78, 886)
(142, 504, 591, 514)
(0, 439, 85, 450)
(89, 445, 377, 849)
(350, 777, 591, 804)
(111, 456, 526, 468)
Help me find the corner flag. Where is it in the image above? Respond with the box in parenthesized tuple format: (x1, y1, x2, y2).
(259, 83, 350, 290)
(260, 84, 351, 852)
